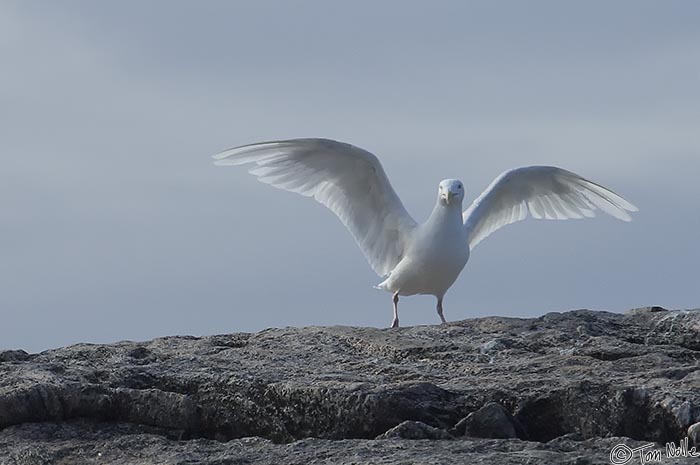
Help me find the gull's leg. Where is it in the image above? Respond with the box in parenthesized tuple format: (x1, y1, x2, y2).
(436, 296, 447, 324)
(391, 292, 400, 328)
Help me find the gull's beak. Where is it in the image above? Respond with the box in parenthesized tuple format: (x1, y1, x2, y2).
(441, 192, 456, 205)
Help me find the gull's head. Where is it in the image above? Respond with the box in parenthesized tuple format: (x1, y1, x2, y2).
(438, 179, 464, 206)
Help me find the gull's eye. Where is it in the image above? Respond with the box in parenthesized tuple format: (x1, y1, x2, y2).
(457, 184, 462, 189)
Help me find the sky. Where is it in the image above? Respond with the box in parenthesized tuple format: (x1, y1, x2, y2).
(2, 1, 699, 352)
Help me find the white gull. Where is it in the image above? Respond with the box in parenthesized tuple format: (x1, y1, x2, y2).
(213, 138, 637, 327)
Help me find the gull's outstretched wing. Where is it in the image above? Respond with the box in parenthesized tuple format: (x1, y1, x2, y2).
(213, 138, 417, 277)
(463, 166, 638, 250)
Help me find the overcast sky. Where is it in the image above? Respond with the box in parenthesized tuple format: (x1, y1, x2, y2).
(2, 1, 699, 352)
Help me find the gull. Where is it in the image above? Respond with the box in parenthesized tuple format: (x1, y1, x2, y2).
(213, 138, 637, 328)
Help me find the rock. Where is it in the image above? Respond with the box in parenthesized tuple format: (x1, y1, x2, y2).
(0, 350, 30, 362)
(675, 401, 695, 429)
(480, 337, 515, 354)
(1, 420, 683, 465)
(0, 308, 699, 464)
(689, 422, 700, 446)
(452, 402, 524, 439)
(376, 420, 453, 440)
(625, 306, 668, 315)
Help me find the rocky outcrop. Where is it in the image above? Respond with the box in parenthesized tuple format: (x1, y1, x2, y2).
(1, 307, 699, 464)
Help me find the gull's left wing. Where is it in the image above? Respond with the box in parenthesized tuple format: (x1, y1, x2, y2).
(463, 166, 638, 250)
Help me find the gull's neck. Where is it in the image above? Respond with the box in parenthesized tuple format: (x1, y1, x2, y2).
(426, 199, 464, 229)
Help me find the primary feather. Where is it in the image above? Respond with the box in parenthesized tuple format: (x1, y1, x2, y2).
(213, 138, 417, 277)
(463, 166, 639, 249)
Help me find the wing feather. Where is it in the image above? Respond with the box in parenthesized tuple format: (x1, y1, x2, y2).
(463, 166, 638, 249)
(213, 138, 417, 277)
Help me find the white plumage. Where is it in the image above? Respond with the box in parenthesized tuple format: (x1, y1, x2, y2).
(463, 166, 638, 249)
(213, 139, 416, 277)
(214, 138, 638, 327)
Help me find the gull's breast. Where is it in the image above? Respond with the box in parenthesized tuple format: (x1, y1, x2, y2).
(380, 227, 470, 296)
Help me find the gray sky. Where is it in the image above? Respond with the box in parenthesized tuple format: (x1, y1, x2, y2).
(2, 1, 699, 352)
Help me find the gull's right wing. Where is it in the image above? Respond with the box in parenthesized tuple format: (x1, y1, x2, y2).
(214, 138, 417, 277)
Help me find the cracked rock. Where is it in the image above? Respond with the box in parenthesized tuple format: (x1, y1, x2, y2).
(1, 308, 699, 464)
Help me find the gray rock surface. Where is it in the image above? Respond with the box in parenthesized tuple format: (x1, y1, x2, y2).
(451, 401, 524, 439)
(688, 421, 700, 446)
(376, 420, 453, 440)
(1, 307, 699, 464)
